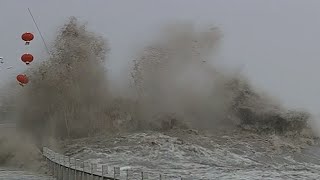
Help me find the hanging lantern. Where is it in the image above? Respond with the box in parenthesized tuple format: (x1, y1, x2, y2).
(16, 74, 29, 86)
(21, 32, 34, 45)
(21, 53, 34, 65)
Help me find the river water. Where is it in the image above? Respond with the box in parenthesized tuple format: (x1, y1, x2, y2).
(2, 121, 320, 179)
(62, 130, 320, 180)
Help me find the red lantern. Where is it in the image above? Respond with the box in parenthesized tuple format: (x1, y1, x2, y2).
(16, 74, 29, 86)
(21, 53, 34, 65)
(21, 32, 34, 45)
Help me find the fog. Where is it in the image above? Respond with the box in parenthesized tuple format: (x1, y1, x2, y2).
(1, 0, 319, 114)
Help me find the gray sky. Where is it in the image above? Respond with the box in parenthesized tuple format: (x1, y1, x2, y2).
(0, 0, 319, 114)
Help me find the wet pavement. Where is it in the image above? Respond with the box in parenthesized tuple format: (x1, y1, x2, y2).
(0, 168, 55, 180)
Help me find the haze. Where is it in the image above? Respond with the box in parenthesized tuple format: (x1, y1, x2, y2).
(0, 0, 319, 115)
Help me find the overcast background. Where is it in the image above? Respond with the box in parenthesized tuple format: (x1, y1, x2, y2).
(0, 0, 319, 115)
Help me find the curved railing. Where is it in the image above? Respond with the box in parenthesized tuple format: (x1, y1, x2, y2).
(43, 147, 120, 180)
(42, 147, 184, 180)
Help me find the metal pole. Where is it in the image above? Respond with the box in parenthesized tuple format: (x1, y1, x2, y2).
(91, 164, 93, 180)
(54, 162, 59, 177)
(45, 157, 48, 169)
(61, 157, 64, 180)
(53, 155, 55, 177)
(53, 161, 55, 177)
(82, 161, 85, 180)
(59, 164, 61, 180)
(68, 157, 71, 180)
(101, 165, 104, 180)
(53, 160, 55, 178)
(74, 159, 77, 180)
(49, 160, 52, 178)
(126, 169, 129, 180)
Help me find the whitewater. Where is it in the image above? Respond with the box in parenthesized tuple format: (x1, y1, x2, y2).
(59, 129, 320, 180)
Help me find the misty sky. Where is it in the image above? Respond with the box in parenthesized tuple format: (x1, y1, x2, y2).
(0, 0, 319, 114)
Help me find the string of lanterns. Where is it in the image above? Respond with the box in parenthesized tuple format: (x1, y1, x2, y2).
(16, 32, 35, 86)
